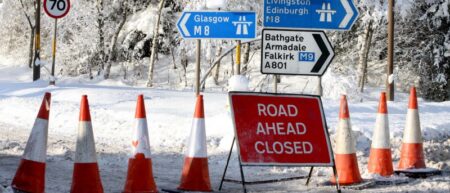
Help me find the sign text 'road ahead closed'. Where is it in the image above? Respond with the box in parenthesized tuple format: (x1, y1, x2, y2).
(229, 92, 333, 166)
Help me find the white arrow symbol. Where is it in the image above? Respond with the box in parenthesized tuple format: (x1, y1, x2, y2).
(180, 13, 191, 37)
(339, 0, 354, 28)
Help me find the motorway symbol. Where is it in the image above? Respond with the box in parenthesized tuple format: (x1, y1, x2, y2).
(261, 29, 334, 76)
(264, 0, 359, 30)
(44, 0, 71, 19)
(177, 11, 257, 39)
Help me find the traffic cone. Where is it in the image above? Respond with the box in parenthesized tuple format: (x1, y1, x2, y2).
(11, 93, 51, 193)
(177, 95, 212, 192)
(331, 95, 363, 185)
(70, 95, 104, 193)
(368, 92, 394, 176)
(398, 87, 426, 170)
(123, 95, 158, 193)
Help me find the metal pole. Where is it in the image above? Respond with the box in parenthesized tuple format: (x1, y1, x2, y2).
(387, 0, 395, 101)
(235, 40, 241, 75)
(33, 0, 41, 81)
(195, 39, 201, 96)
(50, 19, 57, 85)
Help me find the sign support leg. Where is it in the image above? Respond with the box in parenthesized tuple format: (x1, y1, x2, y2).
(219, 137, 235, 191)
(238, 154, 247, 193)
(50, 19, 57, 85)
(305, 167, 314, 185)
(332, 163, 341, 193)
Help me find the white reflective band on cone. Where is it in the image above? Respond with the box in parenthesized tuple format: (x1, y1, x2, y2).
(185, 118, 207, 158)
(371, 114, 391, 149)
(23, 118, 48, 163)
(335, 119, 357, 154)
(75, 121, 98, 163)
(133, 118, 152, 158)
(403, 109, 422, 143)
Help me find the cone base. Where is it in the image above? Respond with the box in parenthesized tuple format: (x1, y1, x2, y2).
(11, 159, 45, 193)
(398, 143, 426, 170)
(71, 163, 104, 193)
(331, 153, 363, 185)
(368, 148, 394, 176)
(178, 157, 212, 192)
(123, 154, 158, 193)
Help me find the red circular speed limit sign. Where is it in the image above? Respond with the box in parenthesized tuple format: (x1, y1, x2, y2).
(44, 0, 71, 19)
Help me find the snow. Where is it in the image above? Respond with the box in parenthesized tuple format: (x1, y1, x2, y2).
(228, 75, 249, 91)
(0, 63, 449, 193)
(206, 0, 228, 10)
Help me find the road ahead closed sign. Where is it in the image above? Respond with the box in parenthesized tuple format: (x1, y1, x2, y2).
(229, 92, 333, 166)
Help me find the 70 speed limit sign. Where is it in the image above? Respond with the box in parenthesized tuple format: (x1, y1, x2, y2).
(44, 0, 71, 19)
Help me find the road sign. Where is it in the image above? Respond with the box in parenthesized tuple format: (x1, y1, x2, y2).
(264, 0, 359, 30)
(44, 0, 71, 19)
(229, 92, 333, 166)
(177, 11, 257, 39)
(261, 29, 334, 76)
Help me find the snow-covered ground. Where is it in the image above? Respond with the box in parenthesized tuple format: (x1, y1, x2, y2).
(0, 64, 449, 193)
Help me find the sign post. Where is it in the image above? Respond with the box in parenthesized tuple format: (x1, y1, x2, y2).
(261, 29, 334, 76)
(263, 0, 359, 30)
(43, 0, 71, 85)
(220, 92, 340, 193)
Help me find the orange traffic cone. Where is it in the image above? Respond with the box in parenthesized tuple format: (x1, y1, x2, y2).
(398, 87, 426, 170)
(11, 93, 51, 193)
(70, 95, 104, 193)
(368, 92, 394, 176)
(123, 95, 158, 193)
(331, 95, 363, 185)
(177, 95, 212, 192)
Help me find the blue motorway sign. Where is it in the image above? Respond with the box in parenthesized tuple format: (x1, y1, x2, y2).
(264, 0, 359, 30)
(177, 11, 257, 39)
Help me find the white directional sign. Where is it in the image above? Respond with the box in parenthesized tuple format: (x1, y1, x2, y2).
(44, 0, 71, 19)
(261, 29, 334, 76)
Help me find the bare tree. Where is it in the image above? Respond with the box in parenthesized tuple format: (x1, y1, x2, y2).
(213, 44, 223, 85)
(18, 0, 36, 68)
(95, 0, 106, 77)
(358, 20, 374, 93)
(104, 1, 128, 79)
(146, 0, 166, 87)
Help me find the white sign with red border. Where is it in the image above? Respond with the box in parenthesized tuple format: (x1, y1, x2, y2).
(229, 92, 333, 166)
(44, 0, 71, 19)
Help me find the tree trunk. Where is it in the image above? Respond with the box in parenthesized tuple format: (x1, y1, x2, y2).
(96, 0, 106, 75)
(242, 42, 251, 73)
(213, 45, 222, 85)
(28, 27, 35, 68)
(19, 0, 35, 68)
(146, 0, 166, 87)
(104, 2, 128, 79)
(358, 20, 374, 93)
(180, 48, 188, 87)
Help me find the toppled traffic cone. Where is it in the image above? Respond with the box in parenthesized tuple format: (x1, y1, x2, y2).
(368, 92, 393, 176)
(177, 95, 212, 192)
(123, 95, 158, 193)
(70, 95, 104, 193)
(331, 95, 363, 185)
(11, 93, 51, 193)
(398, 87, 425, 169)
